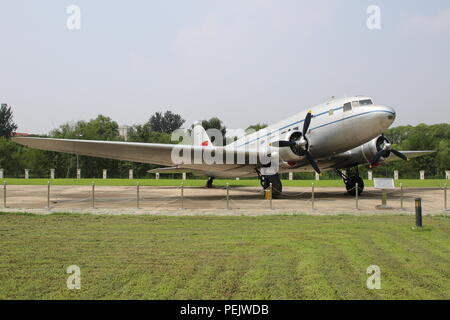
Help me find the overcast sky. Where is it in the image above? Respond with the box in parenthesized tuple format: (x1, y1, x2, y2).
(1, 0, 449, 134)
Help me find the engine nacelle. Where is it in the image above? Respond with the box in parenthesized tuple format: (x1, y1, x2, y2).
(277, 131, 306, 162)
(345, 135, 388, 165)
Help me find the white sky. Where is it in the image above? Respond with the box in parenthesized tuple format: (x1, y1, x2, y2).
(1, 0, 449, 134)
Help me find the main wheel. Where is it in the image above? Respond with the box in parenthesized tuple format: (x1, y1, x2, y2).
(262, 174, 283, 199)
(206, 177, 214, 188)
(346, 176, 364, 196)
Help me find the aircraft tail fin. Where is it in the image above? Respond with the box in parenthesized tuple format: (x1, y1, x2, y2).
(192, 122, 211, 146)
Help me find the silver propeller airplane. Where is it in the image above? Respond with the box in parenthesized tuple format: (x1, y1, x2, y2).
(13, 96, 433, 198)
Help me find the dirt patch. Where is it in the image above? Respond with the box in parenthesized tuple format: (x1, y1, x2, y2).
(0, 185, 448, 216)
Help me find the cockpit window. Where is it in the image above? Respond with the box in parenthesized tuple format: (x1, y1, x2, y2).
(343, 102, 352, 112)
(351, 101, 360, 107)
(359, 99, 373, 106)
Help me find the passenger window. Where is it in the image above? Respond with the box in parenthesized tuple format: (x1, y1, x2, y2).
(329, 109, 334, 115)
(343, 102, 352, 112)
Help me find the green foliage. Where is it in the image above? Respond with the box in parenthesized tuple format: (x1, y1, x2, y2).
(201, 117, 227, 145)
(367, 123, 450, 179)
(246, 123, 268, 133)
(0, 113, 177, 178)
(148, 111, 185, 134)
(0, 104, 18, 139)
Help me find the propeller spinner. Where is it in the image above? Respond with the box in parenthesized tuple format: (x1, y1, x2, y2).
(371, 135, 408, 166)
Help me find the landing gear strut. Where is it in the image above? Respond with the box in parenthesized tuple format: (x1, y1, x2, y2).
(206, 177, 214, 188)
(336, 167, 364, 196)
(257, 171, 283, 199)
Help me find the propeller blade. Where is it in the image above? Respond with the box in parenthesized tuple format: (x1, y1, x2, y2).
(303, 112, 313, 135)
(371, 150, 386, 165)
(271, 141, 296, 148)
(391, 149, 408, 161)
(305, 151, 321, 174)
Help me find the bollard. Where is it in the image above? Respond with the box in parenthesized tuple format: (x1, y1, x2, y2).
(92, 182, 95, 209)
(181, 183, 184, 209)
(400, 183, 404, 210)
(47, 181, 50, 209)
(226, 183, 230, 210)
(311, 183, 315, 210)
(269, 183, 273, 210)
(415, 198, 423, 227)
(3, 181, 6, 208)
(137, 182, 140, 209)
(355, 183, 359, 210)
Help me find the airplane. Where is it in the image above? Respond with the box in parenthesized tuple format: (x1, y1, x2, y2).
(12, 96, 434, 199)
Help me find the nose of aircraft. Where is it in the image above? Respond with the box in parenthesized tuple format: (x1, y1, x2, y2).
(375, 105, 396, 128)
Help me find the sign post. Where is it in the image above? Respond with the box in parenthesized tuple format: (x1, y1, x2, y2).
(373, 178, 395, 209)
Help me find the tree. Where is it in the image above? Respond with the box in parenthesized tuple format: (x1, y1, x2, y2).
(49, 115, 121, 178)
(199, 117, 227, 145)
(149, 111, 185, 134)
(0, 104, 18, 139)
(246, 123, 268, 133)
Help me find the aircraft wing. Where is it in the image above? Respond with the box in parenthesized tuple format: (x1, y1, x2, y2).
(325, 149, 436, 171)
(12, 137, 265, 177)
(383, 150, 435, 162)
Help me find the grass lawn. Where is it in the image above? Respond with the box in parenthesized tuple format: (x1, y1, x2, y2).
(0, 213, 448, 299)
(1, 178, 448, 188)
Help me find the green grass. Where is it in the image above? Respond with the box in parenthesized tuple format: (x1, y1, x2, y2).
(0, 213, 449, 299)
(1, 178, 448, 188)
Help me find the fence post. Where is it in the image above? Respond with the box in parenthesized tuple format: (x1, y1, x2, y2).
(311, 183, 315, 210)
(137, 182, 140, 209)
(400, 183, 404, 210)
(226, 183, 230, 210)
(92, 182, 95, 209)
(269, 183, 273, 210)
(3, 181, 6, 208)
(355, 182, 359, 210)
(445, 183, 448, 211)
(181, 183, 184, 209)
(47, 181, 50, 209)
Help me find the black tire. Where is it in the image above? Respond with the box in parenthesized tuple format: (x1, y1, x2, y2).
(262, 174, 283, 199)
(346, 177, 364, 196)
